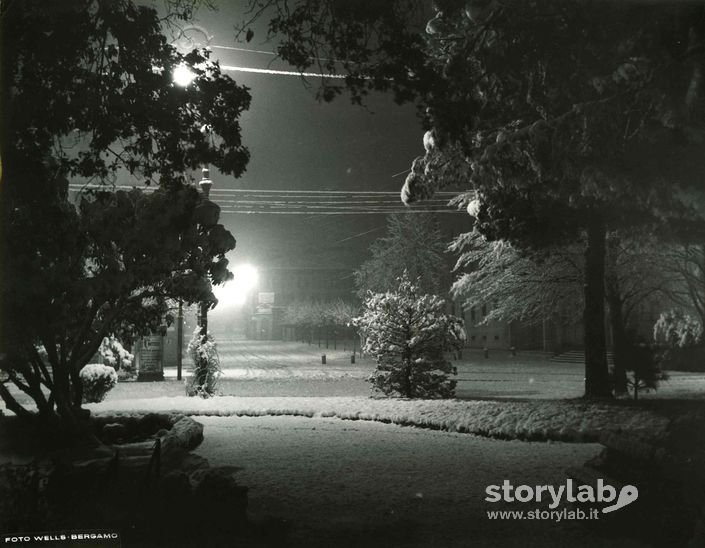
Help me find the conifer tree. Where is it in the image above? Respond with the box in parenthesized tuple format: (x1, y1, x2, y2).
(354, 273, 465, 398)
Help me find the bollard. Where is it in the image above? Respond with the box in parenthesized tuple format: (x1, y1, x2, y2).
(351, 354, 355, 364)
(321, 354, 326, 365)
(511, 346, 516, 357)
(484, 347, 489, 359)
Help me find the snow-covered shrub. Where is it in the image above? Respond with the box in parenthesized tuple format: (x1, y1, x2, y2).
(354, 272, 465, 398)
(99, 335, 135, 378)
(653, 310, 703, 349)
(80, 363, 118, 403)
(654, 311, 705, 372)
(186, 328, 221, 398)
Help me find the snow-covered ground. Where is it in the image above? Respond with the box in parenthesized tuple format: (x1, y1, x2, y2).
(4, 341, 704, 410)
(194, 415, 643, 548)
(2, 339, 696, 546)
(86, 394, 670, 443)
(175, 339, 705, 400)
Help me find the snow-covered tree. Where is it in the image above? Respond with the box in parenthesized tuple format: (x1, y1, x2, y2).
(186, 328, 221, 398)
(659, 243, 705, 329)
(98, 336, 135, 378)
(354, 273, 465, 399)
(654, 310, 703, 350)
(282, 299, 359, 348)
(0, 0, 246, 438)
(401, 2, 705, 399)
(451, 229, 674, 394)
(450, 229, 583, 324)
(247, 1, 705, 401)
(354, 212, 450, 299)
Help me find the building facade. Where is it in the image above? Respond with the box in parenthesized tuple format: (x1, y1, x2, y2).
(246, 266, 356, 340)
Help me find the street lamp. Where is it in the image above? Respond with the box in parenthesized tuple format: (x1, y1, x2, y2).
(197, 167, 216, 340)
(171, 63, 197, 379)
(170, 54, 212, 366)
(213, 264, 258, 306)
(172, 64, 196, 87)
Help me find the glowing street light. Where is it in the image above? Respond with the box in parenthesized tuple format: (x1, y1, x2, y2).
(173, 63, 196, 87)
(214, 264, 259, 307)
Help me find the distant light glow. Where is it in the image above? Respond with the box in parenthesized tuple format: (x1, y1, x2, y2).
(215, 264, 258, 307)
(173, 64, 196, 87)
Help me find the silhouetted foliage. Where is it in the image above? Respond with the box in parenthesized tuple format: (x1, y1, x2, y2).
(0, 0, 248, 437)
(247, 0, 705, 398)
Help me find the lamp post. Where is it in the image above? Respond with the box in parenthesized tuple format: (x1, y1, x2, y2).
(176, 300, 183, 380)
(196, 167, 219, 342)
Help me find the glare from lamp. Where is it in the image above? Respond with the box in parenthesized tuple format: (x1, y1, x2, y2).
(173, 64, 196, 87)
(214, 264, 259, 308)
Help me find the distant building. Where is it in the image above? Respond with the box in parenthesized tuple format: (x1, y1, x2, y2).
(246, 266, 355, 340)
(459, 298, 665, 353)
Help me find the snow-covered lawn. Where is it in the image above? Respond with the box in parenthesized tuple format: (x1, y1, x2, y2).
(87, 394, 670, 443)
(212, 339, 374, 380)
(179, 340, 705, 400)
(194, 415, 636, 548)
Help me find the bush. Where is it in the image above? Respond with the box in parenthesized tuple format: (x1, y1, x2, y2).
(653, 310, 703, 349)
(653, 310, 705, 374)
(79, 363, 118, 403)
(186, 329, 221, 398)
(98, 335, 135, 379)
(353, 273, 464, 399)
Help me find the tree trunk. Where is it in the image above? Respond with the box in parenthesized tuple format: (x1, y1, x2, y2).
(606, 285, 629, 396)
(199, 301, 208, 342)
(403, 360, 413, 398)
(69, 361, 84, 409)
(0, 383, 33, 419)
(583, 218, 612, 398)
(633, 371, 640, 401)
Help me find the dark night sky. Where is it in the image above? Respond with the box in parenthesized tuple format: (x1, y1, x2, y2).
(179, 3, 471, 271)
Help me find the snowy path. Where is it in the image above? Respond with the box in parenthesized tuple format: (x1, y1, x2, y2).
(210, 339, 373, 380)
(195, 415, 641, 548)
(189, 339, 591, 398)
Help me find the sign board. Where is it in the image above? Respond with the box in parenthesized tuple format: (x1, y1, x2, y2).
(258, 292, 275, 304)
(137, 334, 164, 381)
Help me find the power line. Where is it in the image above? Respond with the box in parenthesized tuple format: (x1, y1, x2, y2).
(69, 184, 456, 194)
(219, 203, 453, 210)
(68, 184, 466, 198)
(209, 189, 460, 196)
(334, 226, 385, 243)
(212, 198, 451, 205)
(67, 184, 471, 215)
(391, 169, 411, 178)
(219, 210, 464, 215)
(210, 43, 339, 64)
